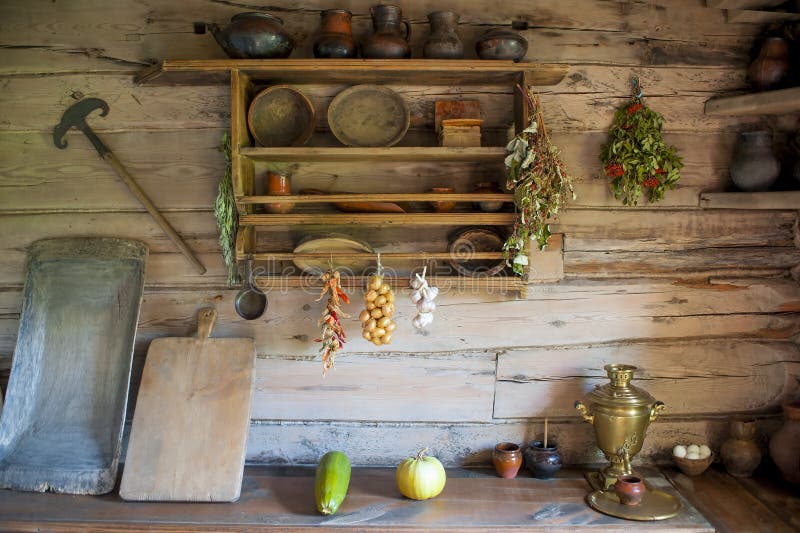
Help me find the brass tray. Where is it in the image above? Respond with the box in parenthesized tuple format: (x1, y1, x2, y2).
(587, 488, 682, 521)
(328, 85, 409, 147)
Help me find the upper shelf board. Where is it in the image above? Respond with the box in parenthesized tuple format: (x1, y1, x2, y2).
(135, 59, 569, 87)
(704, 87, 800, 116)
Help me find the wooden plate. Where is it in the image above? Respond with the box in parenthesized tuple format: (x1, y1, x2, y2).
(293, 234, 374, 275)
(299, 188, 405, 213)
(448, 228, 506, 277)
(248, 85, 315, 147)
(328, 85, 410, 147)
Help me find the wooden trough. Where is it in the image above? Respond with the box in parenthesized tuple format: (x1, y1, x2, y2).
(0, 238, 147, 494)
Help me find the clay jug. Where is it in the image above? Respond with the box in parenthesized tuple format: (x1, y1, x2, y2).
(720, 418, 761, 477)
(264, 172, 294, 214)
(730, 131, 780, 192)
(748, 37, 789, 91)
(423, 11, 463, 59)
(769, 402, 800, 484)
(362, 5, 411, 59)
(313, 9, 357, 58)
(207, 12, 294, 59)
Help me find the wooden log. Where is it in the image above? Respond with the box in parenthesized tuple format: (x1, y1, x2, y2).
(705, 88, 800, 117)
(2, 279, 798, 356)
(726, 9, 800, 23)
(251, 354, 496, 422)
(243, 417, 784, 466)
(494, 340, 799, 418)
(706, 0, 786, 9)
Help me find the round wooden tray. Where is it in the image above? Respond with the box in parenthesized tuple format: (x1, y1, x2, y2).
(248, 85, 315, 147)
(328, 85, 410, 147)
(292, 234, 374, 275)
(447, 228, 506, 277)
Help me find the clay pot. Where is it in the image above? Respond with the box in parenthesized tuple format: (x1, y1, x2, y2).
(207, 12, 294, 59)
(264, 172, 294, 214)
(524, 440, 562, 479)
(748, 37, 790, 91)
(492, 442, 523, 479)
(769, 401, 800, 484)
(361, 5, 411, 59)
(428, 187, 456, 213)
(614, 475, 646, 506)
(730, 131, 780, 192)
(476, 28, 528, 62)
(720, 418, 762, 477)
(423, 11, 463, 59)
(313, 9, 357, 59)
(473, 181, 504, 212)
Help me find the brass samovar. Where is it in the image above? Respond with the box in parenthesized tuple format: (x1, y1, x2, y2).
(575, 364, 664, 491)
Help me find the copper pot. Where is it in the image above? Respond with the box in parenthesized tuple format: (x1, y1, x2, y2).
(313, 9, 357, 58)
(748, 36, 789, 91)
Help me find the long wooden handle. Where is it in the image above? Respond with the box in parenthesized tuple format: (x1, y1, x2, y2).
(103, 152, 206, 275)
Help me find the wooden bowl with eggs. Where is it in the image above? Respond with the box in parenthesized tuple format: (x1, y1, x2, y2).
(673, 444, 714, 476)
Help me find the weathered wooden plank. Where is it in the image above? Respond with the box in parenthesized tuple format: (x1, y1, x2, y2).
(705, 87, 800, 116)
(251, 354, 496, 422)
(243, 417, 783, 466)
(0, 0, 755, 75)
(494, 340, 799, 418)
(557, 210, 797, 251)
(3, 279, 799, 356)
(726, 9, 800, 23)
(0, 129, 737, 212)
(706, 0, 785, 9)
(733, 471, 800, 530)
(0, 74, 757, 134)
(565, 247, 800, 277)
(663, 466, 796, 533)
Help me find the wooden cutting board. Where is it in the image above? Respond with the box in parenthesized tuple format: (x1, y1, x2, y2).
(120, 308, 255, 502)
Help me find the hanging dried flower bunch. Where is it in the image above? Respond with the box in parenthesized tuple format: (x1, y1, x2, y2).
(600, 78, 683, 206)
(215, 133, 240, 286)
(315, 269, 349, 375)
(503, 85, 575, 276)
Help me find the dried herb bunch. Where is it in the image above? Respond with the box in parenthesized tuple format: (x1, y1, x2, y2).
(600, 78, 683, 206)
(503, 85, 575, 276)
(215, 133, 240, 286)
(315, 269, 350, 375)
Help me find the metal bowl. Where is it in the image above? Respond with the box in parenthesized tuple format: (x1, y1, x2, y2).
(247, 85, 315, 147)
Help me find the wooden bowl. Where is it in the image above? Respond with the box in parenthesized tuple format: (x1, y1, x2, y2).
(328, 85, 410, 147)
(674, 452, 713, 476)
(248, 85, 315, 147)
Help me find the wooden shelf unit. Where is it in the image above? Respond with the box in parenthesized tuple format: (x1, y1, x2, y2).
(138, 60, 568, 291)
(700, 191, 800, 209)
(705, 87, 800, 116)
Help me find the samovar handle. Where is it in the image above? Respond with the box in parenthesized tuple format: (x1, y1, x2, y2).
(649, 401, 665, 423)
(574, 400, 594, 424)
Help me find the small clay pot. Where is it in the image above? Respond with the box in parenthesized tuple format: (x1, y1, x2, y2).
(264, 172, 294, 214)
(614, 475, 646, 506)
(473, 181, 504, 212)
(523, 440, 562, 479)
(428, 187, 456, 213)
(492, 442, 523, 479)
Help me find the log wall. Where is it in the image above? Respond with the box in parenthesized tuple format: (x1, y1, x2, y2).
(1, 0, 799, 466)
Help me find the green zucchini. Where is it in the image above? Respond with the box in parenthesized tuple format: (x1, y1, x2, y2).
(315, 451, 351, 515)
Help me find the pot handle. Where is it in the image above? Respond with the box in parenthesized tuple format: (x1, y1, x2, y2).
(649, 401, 665, 423)
(574, 401, 593, 424)
(402, 19, 412, 42)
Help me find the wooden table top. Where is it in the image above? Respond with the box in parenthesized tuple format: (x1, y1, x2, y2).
(0, 466, 712, 532)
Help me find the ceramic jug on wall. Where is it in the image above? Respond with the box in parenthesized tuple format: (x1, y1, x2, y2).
(730, 130, 780, 191)
(423, 11, 463, 59)
(313, 9, 357, 58)
(361, 4, 411, 59)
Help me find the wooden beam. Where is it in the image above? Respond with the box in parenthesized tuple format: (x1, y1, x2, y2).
(237, 193, 513, 204)
(239, 213, 516, 227)
(706, 0, 785, 9)
(239, 146, 507, 162)
(705, 87, 800, 116)
(700, 191, 800, 210)
(135, 59, 569, 87)
(726, 9, 800, 23)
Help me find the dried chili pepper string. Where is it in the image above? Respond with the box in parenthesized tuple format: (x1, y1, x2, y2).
(315, 269, 349, 375)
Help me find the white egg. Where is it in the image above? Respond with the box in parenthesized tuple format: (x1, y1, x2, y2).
(687, 444, 700, 455)
(673, 445, 687, 458)
(686, 452, 701, 460)
(699, 445, 711, 459)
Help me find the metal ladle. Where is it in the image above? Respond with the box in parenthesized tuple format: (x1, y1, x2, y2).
(235, 258, 267, 320)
